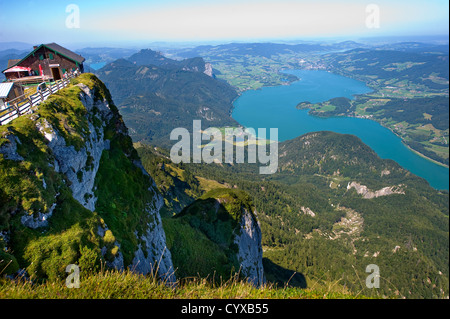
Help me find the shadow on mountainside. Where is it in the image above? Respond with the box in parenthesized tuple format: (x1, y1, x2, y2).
(263, 258, 307, 289)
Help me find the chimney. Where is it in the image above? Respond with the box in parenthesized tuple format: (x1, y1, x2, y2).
(33, 46, 38, 50)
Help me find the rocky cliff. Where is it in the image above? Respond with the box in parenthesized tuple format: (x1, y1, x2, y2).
(171, 188, 266, 287)
(233, 206, 265, 287)
(346, 181, 405, 199)
(0, 74, 174, 282)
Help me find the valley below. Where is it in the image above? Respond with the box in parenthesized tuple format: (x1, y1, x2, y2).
(95, 41, 449, 298)
(1, 40, 448, 300)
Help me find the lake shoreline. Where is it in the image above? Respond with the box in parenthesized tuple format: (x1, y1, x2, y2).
(279, 67, 449, 169)
(231, 69, 449, 190)
(299, 106, 450, 169)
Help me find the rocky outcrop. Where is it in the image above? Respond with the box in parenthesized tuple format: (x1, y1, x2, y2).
(131, 194, 175, 282)
(177, 189, 265, 287)
(20, 202, 57, 229)
(234, 208, 265, 287)
(347, 181, 405, 199)
(35, 85, 111, 212)
(0, 74, 174, 282)
(0, 134, 24, 161)
(204, 62, 213, 77)
(300, 206, 316, 217)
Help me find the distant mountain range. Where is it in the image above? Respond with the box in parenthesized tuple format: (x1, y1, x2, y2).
(95, 49, 238, 147)
(170, 41, 366, 59)
(0, 42, 34, 51)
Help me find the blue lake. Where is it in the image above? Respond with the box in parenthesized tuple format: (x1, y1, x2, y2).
(89, 62, 107, 70)
(232, 69, 449, 190)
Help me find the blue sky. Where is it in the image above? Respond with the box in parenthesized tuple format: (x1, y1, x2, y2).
(0, 0, 448, 46)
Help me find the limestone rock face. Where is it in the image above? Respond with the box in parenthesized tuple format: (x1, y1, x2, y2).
(131, 194, 175, 283)
(177, 189, 265, 287)
(204, 62, 214, 77)
(0, 135, 24, 161)
(347, 181, 405, 199)
(0, 74, 174, 282)
(234, 208, 265, 287)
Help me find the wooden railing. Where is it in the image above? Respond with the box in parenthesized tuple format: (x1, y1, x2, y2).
(0, 72, 79, 126)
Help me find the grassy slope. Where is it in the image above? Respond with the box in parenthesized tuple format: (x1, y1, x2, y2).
(0, 74, 160, 281)
(0, 74, 109, 280)
(164, 189, 255, 281)
(0, 269, 365, 299)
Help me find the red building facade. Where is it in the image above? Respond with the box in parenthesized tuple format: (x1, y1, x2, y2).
(3, 43, 85, 83)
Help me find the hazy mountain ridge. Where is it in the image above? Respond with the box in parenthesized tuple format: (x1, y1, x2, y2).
(324, 48, 449, 88)
(171, 41, 366, 59)
(95, 50, 238, 147)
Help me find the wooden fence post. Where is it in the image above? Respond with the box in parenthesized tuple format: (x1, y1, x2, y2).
(1, 73, 80, 126)
(15, 103, 20, 116)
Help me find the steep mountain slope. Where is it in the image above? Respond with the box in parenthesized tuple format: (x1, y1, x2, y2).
(133, 144, 266, 286)
(95, 51, 238, 147)
(177, 131, 449, 298)
(0, 74, 174, 281)
(128, 49, 213, 76)
(135, 144, 202, 217)
(0, 73, 268, 292)
(164, 188, 265, 287)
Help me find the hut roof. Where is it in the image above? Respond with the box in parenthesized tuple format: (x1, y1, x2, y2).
(2, 43, 85, 73)
(0, 83, 14, 99)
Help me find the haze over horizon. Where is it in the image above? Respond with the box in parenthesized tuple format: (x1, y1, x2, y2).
(0, 0, 448, 49)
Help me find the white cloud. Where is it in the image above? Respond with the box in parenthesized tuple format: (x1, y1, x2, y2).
(85, 1, 379, 40)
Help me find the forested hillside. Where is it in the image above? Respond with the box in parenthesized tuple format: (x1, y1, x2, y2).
(95, 51, 238, 147)
(135, 131, 449, 298)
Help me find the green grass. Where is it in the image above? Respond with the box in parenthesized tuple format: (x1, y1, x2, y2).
(196, 176, 230, 192)
(198, 188, 255, 223)
(93, 144, 158, 266)
(0, 73, 161, 281)
(163, 217, 233, 280)
(164, 188, 258, 281)
(317, 103, 337, 112)
(0, 75, 112, 280)
(0, 268, 367, 299)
